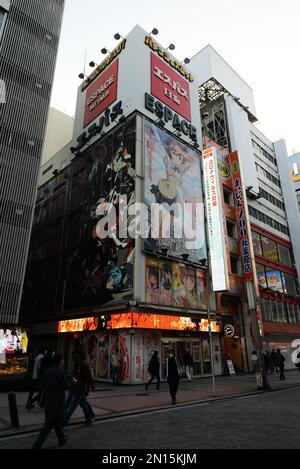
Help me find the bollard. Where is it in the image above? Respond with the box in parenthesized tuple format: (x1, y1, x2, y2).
(8, 392, 20, 428)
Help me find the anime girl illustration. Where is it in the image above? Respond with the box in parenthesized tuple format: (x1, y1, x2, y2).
(146, 259, 159, 304)
(159, 262, 172, 305)
(172, 263, 186, 307)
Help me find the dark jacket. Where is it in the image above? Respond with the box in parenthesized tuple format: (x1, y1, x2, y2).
(166, 357, 179, 383)
(148, 355, 160, 375)
(183, 351, 193, 367)
(42, 365, 70, 421)
(74, 362, 95, 397)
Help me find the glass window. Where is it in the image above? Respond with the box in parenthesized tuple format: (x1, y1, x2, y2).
(265, 267, 283, 292)
(295, 304, 300, 323)
(277, 302, 287, 323)
(252, 231, 262, 256)
(270, 301, 278, 322)
(283, 274, 297, 296)
(261, 236, 278, 261)
(256, 263, 266, 289)
(277, 244, 292, 267)
(261, 298, 272, 321)
(0, 8, 5, 34)
(287, 304, 296, 324)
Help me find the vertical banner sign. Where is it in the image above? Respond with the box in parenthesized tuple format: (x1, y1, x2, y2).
(230, 151, 253, 280)
(202, 147, 228, 291)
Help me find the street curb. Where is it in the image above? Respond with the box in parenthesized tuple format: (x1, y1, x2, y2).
(1, 382, 300, 440)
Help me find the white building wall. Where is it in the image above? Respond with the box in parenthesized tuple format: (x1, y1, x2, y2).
(41, 107, 74, 165)
(225, 96, 259, 194)
(274, 140, 300, 281)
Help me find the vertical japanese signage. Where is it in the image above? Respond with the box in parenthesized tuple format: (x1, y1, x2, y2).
(202, 147, 228, 291)
(151, 53, 191, 121)
(230, 151, 253, 279)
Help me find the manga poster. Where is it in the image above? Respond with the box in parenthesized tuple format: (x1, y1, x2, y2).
(172, 262, 187, 307)
(196, 270, 208, 310)
(185, 267, 197, 308)
(144, 120, 207, 263)
(146, 257, 160, 304)
(64, 116, 136, 310)
(159, 260, 173, 305)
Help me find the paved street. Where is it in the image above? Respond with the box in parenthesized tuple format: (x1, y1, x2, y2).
(0, 385, 300, 449)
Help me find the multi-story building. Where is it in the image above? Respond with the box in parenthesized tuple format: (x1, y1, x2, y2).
(0, 0, 65, 325)
(289, 152, 300, 213)
(190, 46, 300, 370)
(19, 27, 300, 383)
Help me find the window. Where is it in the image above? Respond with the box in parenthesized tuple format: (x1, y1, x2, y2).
(287, 304, 296, 324)
(277, 302, 287, 323)
(252, 231, 262, 256)
(270, 301, 278, 322)
(248, 206, 289, 236)
(261, 236, 278, 262)
(277, 244, 292, 267)
(226, 220, 236, 238)
(230, 255, 240, 274)
(223, 187, 233, 206)
(284, 274, 297, 296)
(256, 263, 266, 288)
(0, 8, 5, 34)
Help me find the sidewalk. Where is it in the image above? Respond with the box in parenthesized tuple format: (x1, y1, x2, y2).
(1, 370, 300, 436)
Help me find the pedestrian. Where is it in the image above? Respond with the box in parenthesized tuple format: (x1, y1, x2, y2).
(263, 350, 270, 374)
(183, 349, 193, 381)
(145, 351, 160, 390)
(26, 348, 47, 410)
(111, 348, 122, 385)
(270, 349, 277, 373)
(277, 349, 286, 381)
(64, 358, 96, 426)
(166, 349, 180, 405)
(250, 350, 258, 373)
(32, 353, 71, 449)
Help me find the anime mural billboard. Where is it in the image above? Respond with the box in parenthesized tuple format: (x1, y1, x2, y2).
(146, 257, 208, 310)
(64, 117, 136, 310)
(144, 120, 206, 263)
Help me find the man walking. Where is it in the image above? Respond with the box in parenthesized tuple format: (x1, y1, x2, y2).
(111, 348, 122, 385)
(32, 353, 70, 449)
(183, 349, 193, 381)
(166, 350, 180, 405)
(277, 349, 286, 381)
(145, 351, 160, 390)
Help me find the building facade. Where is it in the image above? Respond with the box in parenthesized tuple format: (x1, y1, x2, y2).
(190, 46, 300, 371)
(0, 0, 65, 325)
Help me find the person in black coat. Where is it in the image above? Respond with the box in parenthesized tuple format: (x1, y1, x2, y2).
(166, 350, 180, 405)
(145, 351, 160, 390)
(32, 353, 71, 449)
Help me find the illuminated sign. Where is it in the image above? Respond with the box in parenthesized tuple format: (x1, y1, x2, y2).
(292, 162, 300, 182)
(107, 313, 220, 332)
(151, 53, 191, 122)
(230, 151, 253, 279)
(202, 147, 228, 291)
(145, 36, 193, 82)
(84, 60, 119, 128)
(81, 39, 126, 91)
(58, 317, 98, 333)
(223, 324, 235, 338)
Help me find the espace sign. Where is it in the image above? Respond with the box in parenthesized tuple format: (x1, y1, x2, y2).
(84, 60, 119, 128)
(151, 53, 191, 122)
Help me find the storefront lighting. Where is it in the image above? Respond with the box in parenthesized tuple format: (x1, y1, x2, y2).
(183, 57, 190, 64)
(114, 33, 124, 41)
(89, 61, 99, 68)
(181, 254, 189, 261)
(78, 72, 88, 80)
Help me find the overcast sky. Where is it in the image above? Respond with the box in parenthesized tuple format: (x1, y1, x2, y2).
(50, 0, 300, 155)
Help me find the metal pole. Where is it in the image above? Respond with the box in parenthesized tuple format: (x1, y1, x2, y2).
(207, 256, 216, 396)
(8, 392, 19, 428)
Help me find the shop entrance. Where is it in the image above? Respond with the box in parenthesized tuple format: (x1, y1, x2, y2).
(161, 336, 212, 379)
(223, 336, 244, 373)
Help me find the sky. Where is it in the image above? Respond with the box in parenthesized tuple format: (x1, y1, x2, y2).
(50, 0, 300, 155)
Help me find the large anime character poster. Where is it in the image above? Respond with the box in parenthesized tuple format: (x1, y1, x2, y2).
(159, 260, 173, 305)
(146, 257, 159, 304)
(144, 120, 206, 263)
(172, 262, 187, 307)
(196, 270, 208, 310)
(64, 117, 136, 310)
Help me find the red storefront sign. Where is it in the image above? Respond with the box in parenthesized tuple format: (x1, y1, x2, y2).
(83, 60, 119, 128)
(151, 53, 191, 122)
